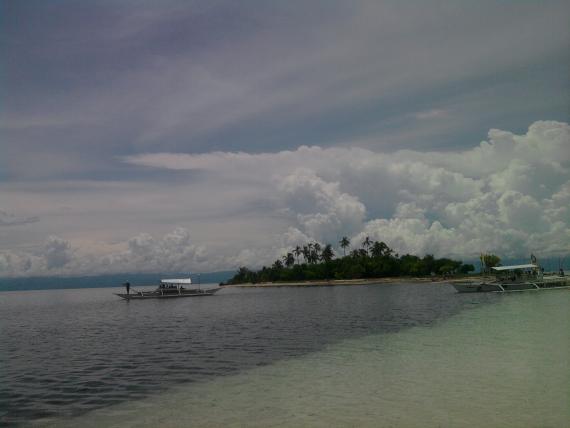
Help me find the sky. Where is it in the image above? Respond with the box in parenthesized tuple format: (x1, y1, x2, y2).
(1, 0, 569, 277)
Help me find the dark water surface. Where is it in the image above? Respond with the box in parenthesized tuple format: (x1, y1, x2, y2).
(0, 283, 494, 426)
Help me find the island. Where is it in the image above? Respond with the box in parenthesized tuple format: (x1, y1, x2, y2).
(223, 237, 477, 287)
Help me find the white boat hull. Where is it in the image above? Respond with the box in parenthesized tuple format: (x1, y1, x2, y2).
(453, 277, 569, 293)
(115, 288, 221, 300)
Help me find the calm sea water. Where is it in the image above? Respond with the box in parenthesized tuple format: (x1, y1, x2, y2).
(1, 283, 568, 427)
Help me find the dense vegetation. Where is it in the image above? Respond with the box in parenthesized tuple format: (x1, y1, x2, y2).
(226, 237, 475, 284)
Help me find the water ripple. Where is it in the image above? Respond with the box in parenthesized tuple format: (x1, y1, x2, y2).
(0, 284, 494, 425)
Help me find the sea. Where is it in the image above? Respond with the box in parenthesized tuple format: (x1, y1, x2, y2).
(1, 281, 568, 427)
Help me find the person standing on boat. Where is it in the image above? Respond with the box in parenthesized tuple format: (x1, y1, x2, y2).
(124, 281, 130, 295)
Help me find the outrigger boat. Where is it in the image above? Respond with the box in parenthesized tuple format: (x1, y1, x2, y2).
(115, 278, 221, 300)
(452, 262, 568, 293)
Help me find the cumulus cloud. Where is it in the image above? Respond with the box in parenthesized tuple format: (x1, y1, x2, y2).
(0, 236, 73, 276)
(122, 120, 570, 261)
(0, 120, 568, 277)
(412, 120, 570, 180)
(277, 169, 366, 243)
(93, 227, 215, 274)
(0, 228, 220, 277)
(44, 236, 72, 269)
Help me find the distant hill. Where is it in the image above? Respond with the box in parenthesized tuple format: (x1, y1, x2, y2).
(0, 271, 236, 292)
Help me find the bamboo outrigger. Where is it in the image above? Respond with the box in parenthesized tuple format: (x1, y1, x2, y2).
(115, 278, 221, 300)
(453, 257, 568, 293)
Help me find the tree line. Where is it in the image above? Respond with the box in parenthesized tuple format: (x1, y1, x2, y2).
(226, 236, 475, 284)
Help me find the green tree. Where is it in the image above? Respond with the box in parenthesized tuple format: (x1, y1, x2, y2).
(312, 242, 322, 262)
(362, 236, 373, 255)
(459, 264, 475, 274)
(339, 236, 350, 256)
(283, 252, 295, 268)
(439, 263, 457, 275)
(234, 266, 252, 283)
(347, 262, 365, 279)
(350, 248, 367, 259)
(480, 253, 501, 273)
(227, 241, 467, 284)
(302, 245, 310, 263)
(321, 244, 335, 263)
(423, 254, 436, 274)
(308, 249, 319, 264)
(293, 245, 302, 264)
(371, 241, 388, 258)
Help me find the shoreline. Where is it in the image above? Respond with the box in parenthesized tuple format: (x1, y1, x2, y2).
(223, 276, 482, 288)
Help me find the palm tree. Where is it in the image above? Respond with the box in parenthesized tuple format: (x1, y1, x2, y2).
(293, 245, 302, 264)
(302, 245, 310, 263)
(236, 266, 251, 283)
(371, 241, 388, 258)
(282, 252, 295, 268)
(480, 253, 501, 274)
(362, 236, 372, 255)
(339, 236, 350, 257)
(313, 242, 321, 260)
(308, 252, 317, 264)
(307, 243, 319, 264)
(350, 249, 361, 259)
(321, 244, 334, 263)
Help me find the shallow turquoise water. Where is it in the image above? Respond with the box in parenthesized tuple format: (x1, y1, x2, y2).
(55, 289, 570, 427)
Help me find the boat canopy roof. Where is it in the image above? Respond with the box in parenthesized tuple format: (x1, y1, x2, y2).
(161, 278, 193, 284)
(492, 264, 538, 271)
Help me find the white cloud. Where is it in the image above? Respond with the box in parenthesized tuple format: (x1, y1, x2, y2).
(277, 168, 366, 243)
(120, 120, 570, 261)
(497, 191, 546, 233)
(0, 228, 221, 277)
(44, 236, 72, 269)
(544, 181, 570, 223)
(1, 120, 568, 276)
(415, 120, 570, 180)
(99, 227, 213, 274)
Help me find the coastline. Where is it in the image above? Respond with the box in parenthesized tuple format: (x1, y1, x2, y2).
(223, 276, 480, 288)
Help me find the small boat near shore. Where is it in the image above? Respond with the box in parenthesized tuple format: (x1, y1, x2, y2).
(452, 262, 568, 293)
(115, 278, 221, 300)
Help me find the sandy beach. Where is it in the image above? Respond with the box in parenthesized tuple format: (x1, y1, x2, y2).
(223, 276, 479, 288)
